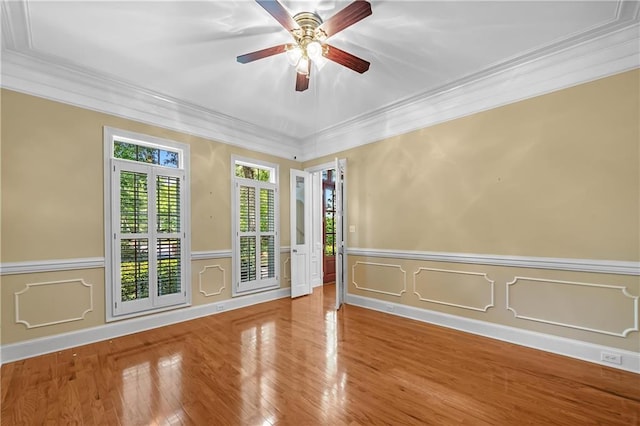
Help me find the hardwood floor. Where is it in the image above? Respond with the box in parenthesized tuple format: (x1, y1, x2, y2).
(2, 284, 639, 425)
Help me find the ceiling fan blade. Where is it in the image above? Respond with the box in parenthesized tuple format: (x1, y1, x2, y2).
(237, 44, 288, 64)
(324, 44, 370, 74)
(296, 72, 309, 92)
(295, 60, 311, 92)
(256, 0, 300, 32)
(318, 1, 372, 39)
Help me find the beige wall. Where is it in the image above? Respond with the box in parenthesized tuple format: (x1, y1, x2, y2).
(305, 70, 640, 352)
(306, 69, 639, 261)
(1, 89, 299, 344)
(1, 70, 638, 353)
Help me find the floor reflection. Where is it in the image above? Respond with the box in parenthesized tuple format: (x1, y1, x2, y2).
(119, 347, 183, 425)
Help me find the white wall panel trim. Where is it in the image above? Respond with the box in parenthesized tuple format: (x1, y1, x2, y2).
(198, 265, 226, 297)
(347, 294, 640, 374)
(1, 287, 291, 364)
(507, 276, 639, 337)
(413, 267, 495, 312)
(347, 248, 640, 276)
(1, 257, 105, 275)
(352, 261, 407, 297)
(15, 279, 94, 328)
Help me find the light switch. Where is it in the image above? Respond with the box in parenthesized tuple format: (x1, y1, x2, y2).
(349, 225, 356, 233)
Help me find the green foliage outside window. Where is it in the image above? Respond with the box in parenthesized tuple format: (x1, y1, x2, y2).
(115, 141, 179, 168)
(235, 165, 270, 182)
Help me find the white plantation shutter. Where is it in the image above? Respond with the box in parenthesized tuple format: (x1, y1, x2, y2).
(233, 158, 279, 295)
(112, 162, 186, 315)
(259, 188, 276, 280)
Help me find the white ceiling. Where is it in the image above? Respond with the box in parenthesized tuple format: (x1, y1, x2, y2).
(2, 1, 639, 160)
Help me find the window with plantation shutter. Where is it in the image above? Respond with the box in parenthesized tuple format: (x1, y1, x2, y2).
(232, 157, 279, 295)
(104, 127, 190, 320)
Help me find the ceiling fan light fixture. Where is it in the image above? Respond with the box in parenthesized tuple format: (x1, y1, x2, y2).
(314, 55, 328, 71)
(306, 41, 323, 62)
(296, 56, 310, 75)
(286, 45, 303, 66)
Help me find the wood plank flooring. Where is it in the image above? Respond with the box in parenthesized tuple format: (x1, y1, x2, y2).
(2, 284, 639, 425)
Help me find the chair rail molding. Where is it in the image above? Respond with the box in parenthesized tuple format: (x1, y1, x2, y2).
(347, 248, 640, 276)
(1, 257, 105, 275)
(191, 250, 232, 261)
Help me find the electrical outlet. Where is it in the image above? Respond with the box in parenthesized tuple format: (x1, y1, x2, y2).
(386, 305, 394, 312)
(216, 304, 224, 312)
(601, 352, 622, 365)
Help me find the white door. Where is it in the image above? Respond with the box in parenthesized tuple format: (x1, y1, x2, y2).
(290, 169, 311, 298)
(335, 158, 346, 310)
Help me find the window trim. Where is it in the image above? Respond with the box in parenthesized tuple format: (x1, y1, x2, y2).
(231, 155, 280, 297)
(104, 127, 191, 322)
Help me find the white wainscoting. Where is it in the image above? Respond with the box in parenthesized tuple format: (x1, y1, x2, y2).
(352, 261, 407, 297)
(507, 276, 639, 337)
(2, 287, 291, 364)
(198, 265, 226, 297)
(15, 279, 94, 328)
(347, 294, 640, 374)
(413, 267, 495, 312)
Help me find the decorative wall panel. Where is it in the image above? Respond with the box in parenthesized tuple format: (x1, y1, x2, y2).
(507, 276, 639, 337)
(15, 279, 93, 328)
(413, 267, 494, 312)
(352, 261, 406, 297)
(198, 265, 226, 297)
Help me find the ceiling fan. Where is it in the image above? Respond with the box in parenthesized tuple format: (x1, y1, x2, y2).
(237, 0, 372, 92)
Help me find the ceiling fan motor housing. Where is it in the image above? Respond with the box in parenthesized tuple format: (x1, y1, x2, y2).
(293, 11, 326, 46)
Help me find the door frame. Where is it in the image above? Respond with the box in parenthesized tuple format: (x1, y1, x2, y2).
(305, 160, 348, 306)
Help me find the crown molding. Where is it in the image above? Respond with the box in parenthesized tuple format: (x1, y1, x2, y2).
(298, 21, 640, 161)
(1, 1, 638, 162)
(0, 49, 301, 160)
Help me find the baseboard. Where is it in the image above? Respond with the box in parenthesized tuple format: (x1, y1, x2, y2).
(1, 287, 291, 364)
(347, 294, 640, 374)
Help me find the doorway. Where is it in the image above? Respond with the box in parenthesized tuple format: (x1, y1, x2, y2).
(322, 169, 336, 284)
(306, 159, 347, 310)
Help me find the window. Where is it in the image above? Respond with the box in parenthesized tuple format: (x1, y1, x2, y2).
(104, 127, 190, 319)
(232, 157, 279, 295)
